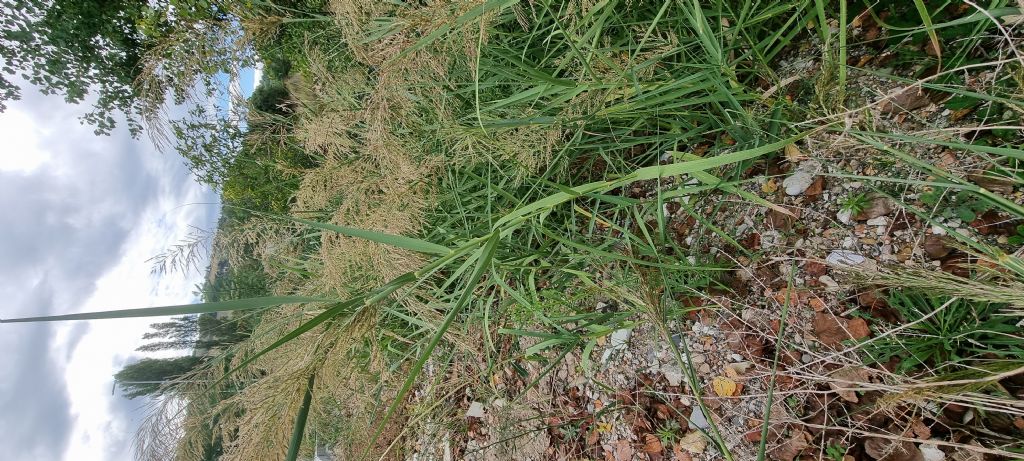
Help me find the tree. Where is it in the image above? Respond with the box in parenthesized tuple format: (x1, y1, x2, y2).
(135, 315, 200, 352)
(114, 356, 203, 399)
(171, 105, 245, 187)
(135, 313, 248, 352)
(0, 0, 150, 134)
(0, 0, 235, 136)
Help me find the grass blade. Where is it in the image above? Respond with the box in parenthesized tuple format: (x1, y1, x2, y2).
(288, 216, 451, 256)
(0, 296, 330, 323)
(285, 374, 316, 461)
(367, 231, 501, 459)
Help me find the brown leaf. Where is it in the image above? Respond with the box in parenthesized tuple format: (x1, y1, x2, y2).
(853, 195, 895, 220)
(878, 86, 931, 114)
(968, 173, 1015, 195)
(613, 440, 634, 461)
(814, 313, 870, 346)
(848, 317, 871, 339)
(642, 433, 664, 455)
(923, 234, 952, 259)
(863, 438, 924, 461)
(909, 417, 931, 439)
(725, 330, 765, 359)
(804, 176, 825, 198)
(770, 431, 810, 461)
(805, 261, 827, 278)
(828, 367, 871, 402)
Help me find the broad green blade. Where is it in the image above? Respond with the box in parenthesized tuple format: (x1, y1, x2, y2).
(285, 374, 316, 461)
(493, 131, 808, 229)
(0, 296, 330, 323)
(289, 216, 451, 256)
(217, 299, 361, 384)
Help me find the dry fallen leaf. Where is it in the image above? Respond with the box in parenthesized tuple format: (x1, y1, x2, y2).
(613, 439, 634, 461)
(878, 86, 931, 114)
(863, 437, 924, 461)
(712, 376, 738, 397)
(677, 431, 707, 454)
(909, 417, 931, 439)
(814, 312, 871, 346)
(672, 442, 693, 461)
(762, 178, 779, 194)
(642, 433, 664, 455)
(784, 143, 805, 162)
(770, 431, 810, 461)
(828, 367, 871, 403)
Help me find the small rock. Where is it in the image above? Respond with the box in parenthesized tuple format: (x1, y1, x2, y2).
(865, 216, 887, 226)
(819, 275, 840, 291)
(784, 170, 815, 196)
(801, 353, 812, 363)
(466, 401, 486, 418)
(698, 363, 711, 374)
(783, 161, 820, 196)
(931, 225, 947, 235)
(688, 406, 710, 430)
(601, 327, 633, 363)
(691, 353, 707, 364)
(920, 443, 945, 461)
(837, 208, 854, 225)
(826, 250, 866, 266)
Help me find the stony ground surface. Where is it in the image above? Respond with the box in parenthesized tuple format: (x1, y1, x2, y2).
(397, 16, 1024, 461)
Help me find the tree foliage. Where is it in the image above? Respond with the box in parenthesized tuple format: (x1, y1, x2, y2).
(0, 0, 150, 134)
(114, 356, 203, 399)
(0, 0, 239, 136)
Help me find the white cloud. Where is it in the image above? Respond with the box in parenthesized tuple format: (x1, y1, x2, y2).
(0, 107, 51, 172)
(0, 79, 220, 460)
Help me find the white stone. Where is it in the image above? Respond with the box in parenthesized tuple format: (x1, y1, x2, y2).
(819, 275, 840, 291)
(688, 406, 710, 430)
(783, 169, 816, 195)
(600, 327, 633, 363)
(827, 250, 866, 266)
(466, 401, 486, 418)
(920, 443, 945, 461)
(865, 216, 887, 226)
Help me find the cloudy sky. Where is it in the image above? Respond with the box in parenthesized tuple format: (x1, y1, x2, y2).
(0, 82, 221, 459)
